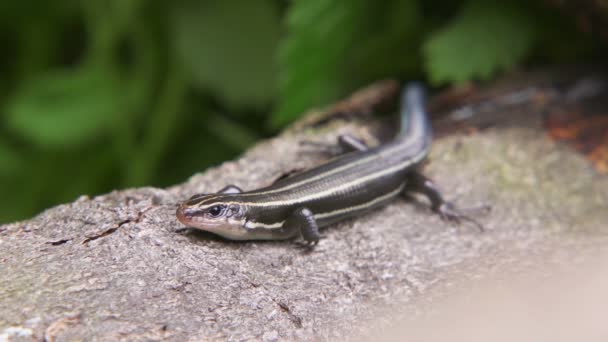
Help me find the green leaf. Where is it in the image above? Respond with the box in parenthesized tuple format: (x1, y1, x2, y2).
(274, 1, 364, 127)
(273, 0, 422, 128)
(345, 0, 423, 83)
(5, 66, 125, 148)
(423, 0, 538, 85)
(170, 0, 280, 109)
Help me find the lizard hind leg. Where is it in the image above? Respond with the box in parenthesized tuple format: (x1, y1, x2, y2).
(403, 171, 490, 231)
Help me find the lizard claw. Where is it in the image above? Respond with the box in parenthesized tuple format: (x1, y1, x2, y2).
(295, 237, 321, 250)
(437, 202, 491, 232)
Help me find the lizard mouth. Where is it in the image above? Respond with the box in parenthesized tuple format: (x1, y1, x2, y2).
(176, 204, 221, 228)
(176, 204, 249, 239)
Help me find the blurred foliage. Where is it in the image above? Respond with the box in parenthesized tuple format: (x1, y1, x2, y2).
(423, 0, 538, 84)
(0, 0, 603, 223)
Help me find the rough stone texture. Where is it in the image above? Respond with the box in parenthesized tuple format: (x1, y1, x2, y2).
(1, 78, 608, 341)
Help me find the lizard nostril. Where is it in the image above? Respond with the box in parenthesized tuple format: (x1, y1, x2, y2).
(176, 204, 194, 223)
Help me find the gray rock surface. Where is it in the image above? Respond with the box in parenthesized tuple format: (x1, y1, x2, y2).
(1, 81, 608, 341)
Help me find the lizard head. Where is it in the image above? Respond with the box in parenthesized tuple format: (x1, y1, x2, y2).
(176, 193, 250, 240)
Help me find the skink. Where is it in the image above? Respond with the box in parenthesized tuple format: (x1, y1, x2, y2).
(176, 83, 481, 244)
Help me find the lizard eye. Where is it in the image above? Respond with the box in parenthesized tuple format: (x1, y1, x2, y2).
(208, 205, 225, 217)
